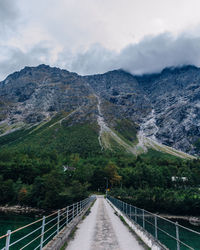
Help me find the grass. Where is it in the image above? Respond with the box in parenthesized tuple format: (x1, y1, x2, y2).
(140, 148, 179, 161)
(60, 242, 68, 250)
(60, 226, 78, 250)
(114, 119, 138, 144)
(0, 125, 37, 147)
(0, 115, 101, 157)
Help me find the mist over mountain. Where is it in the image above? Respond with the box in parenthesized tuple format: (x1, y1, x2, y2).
(0, 64, 200, 157)
(69, 33, 200, 76)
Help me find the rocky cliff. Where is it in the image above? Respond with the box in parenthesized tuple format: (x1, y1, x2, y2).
(0, 64, 200, 158)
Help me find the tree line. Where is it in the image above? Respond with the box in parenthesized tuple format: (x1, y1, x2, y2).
(1, 140, 200, 214)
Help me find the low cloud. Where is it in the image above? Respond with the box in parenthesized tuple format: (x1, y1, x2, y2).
(69, 33, 200, 75)
(0, 0, 19, 32)
(1, 32, 200, 80)
(0, 44, 53, 80)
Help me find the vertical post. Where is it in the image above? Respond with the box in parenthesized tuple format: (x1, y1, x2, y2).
(5, 230, 11, 250)
(77, 202, 78, 216)
(72, 203, 75, 219)
(66, 206, 69, 225)
(155, 215, 158, 239)
(77, 202, 80, 215)
(57, 210, 60, 234)
(77, 202, 79, 215)
(142, 209, 145, 228)
(40, 216, 45, 250)
(176, 222, 180, 250)
(126, 203, 127, 215)
(82, 200, 84, 210)
(129, 205, 131, 219)
(135, 207, 137, 222)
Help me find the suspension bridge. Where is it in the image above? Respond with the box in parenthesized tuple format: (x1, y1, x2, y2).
(0, 195, 200, 250)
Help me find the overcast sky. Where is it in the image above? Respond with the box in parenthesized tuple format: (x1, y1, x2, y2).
(1, 0, 200, 79)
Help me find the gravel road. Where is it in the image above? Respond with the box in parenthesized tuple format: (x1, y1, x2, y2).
(66, 196, 145, 250)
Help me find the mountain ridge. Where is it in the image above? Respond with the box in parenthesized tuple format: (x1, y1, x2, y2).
(0, 64, 200, 158)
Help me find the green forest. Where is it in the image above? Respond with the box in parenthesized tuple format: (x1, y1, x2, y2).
(0, 116, 200, 215)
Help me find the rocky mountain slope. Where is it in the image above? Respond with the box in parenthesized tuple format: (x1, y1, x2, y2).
(0, 64, 199, 158)
(136, 65, 200, 156)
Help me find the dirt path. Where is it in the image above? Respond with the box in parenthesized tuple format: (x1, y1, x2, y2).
(66, 196, 145, 250)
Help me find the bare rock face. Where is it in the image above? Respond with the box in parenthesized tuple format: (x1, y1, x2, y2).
(135, 65, 200, 155)
(1, 64, 200, 156)
(0, 64, 95, 130)
(84, 70, 151, 126)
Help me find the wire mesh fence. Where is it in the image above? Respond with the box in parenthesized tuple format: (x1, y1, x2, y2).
(107, 195, 200, 250)
(0, 196, 95, 250)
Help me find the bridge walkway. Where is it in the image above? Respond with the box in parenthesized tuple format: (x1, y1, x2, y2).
(66, 196, 145, 250)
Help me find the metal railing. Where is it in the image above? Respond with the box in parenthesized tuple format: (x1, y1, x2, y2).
(107, 195, 200, 250)
(0, 196, 95, 250)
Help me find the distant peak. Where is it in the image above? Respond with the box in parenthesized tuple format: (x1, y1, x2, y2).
(85, 68, 134, 78)
(37, 64, 53, 69)
(161, 65, 198, 74)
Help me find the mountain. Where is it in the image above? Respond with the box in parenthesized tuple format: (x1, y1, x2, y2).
(0, 64, 200, 158)
(135, 65, 200, 156)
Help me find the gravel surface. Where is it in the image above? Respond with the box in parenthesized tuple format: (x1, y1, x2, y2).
(66, 196, 145, 250)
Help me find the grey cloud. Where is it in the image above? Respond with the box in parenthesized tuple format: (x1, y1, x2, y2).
(63, 44, 116, 75)
(2, 32, 200, 81)
(69, 33, 200, 75)
(0, 44, 52, 80)
(0, 0, 19, 32)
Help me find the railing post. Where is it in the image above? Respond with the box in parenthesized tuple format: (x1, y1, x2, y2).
(155, 215, 158, 239)
(66, 206, 69, 225)
(72, 203, 75, 219)
(135, 207, 137, 222)
(57, 210, 60, 234)
(142, 209, 145, 228)
(5, 230, 11, 250)
(126, 203, 127, 215)
(40, 216, 45, 250)
(77, 202, 80, 215)
(76, 202, 78, 216)
(176, 222, 180, 250)
(83, 199, 86, 208)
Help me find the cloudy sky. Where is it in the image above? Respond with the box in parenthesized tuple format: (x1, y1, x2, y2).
(1, 0, 200, 79)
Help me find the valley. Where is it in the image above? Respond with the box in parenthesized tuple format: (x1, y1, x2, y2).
(0, 64, 200, 215)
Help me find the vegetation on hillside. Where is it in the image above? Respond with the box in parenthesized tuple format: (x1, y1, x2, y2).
(110, 150, 200, 215)
(0, 118, 200, 214)
(114, 119, 138, 144)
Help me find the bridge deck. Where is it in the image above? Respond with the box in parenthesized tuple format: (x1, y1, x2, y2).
(66, 196, 145, 250)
